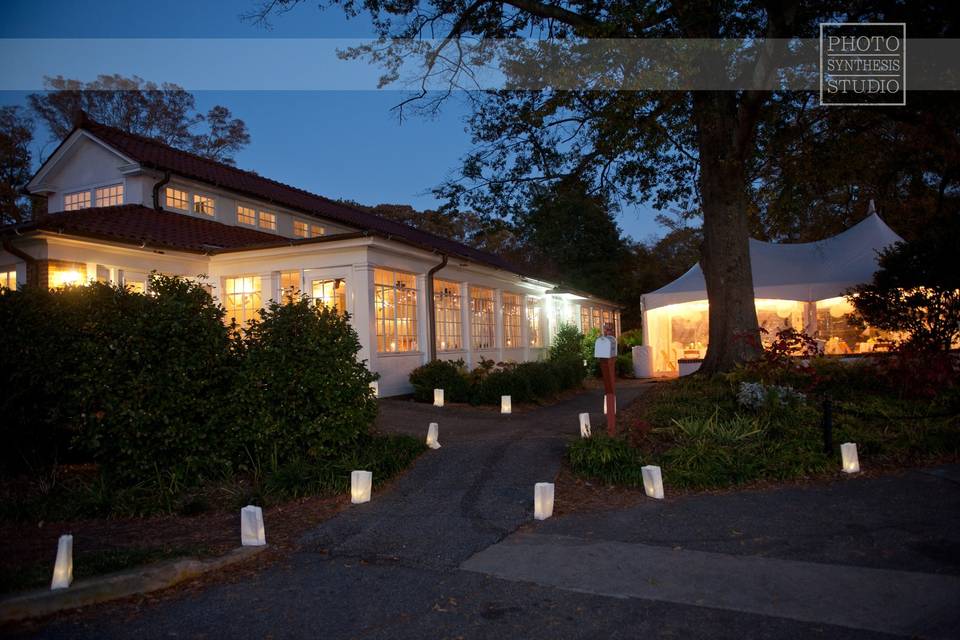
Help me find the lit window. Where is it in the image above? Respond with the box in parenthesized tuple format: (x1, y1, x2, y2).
(580, 306, 590, 331)
(503, 292, 522, 348)
(94, 184, 124, 207)
(64, 190, 91, 211)
(470, 286, 496, 350)
(592, 307, 601, 330)
(165, 187, 189, 211)
(311, 224, 325, 237)
(313, 278, 347, 313)
(374, 268, 418, 352)
(527, 296, 543, 347)
(434, 279, 462, 351)
(602, 309, 613, 331)
(237, 205, 256, 226)
(280, 270, 301, 302)
(223, 276, 262, 327)
(259, 211, 277, 231)
(293, 220, 309, 238)
(0, 268, 16, 291)
(193, 194, 215, 216)
(48, 262, 87, 288)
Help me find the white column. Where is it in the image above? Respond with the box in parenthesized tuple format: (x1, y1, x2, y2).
(352, 264, 376, 366)
(416, 272, 430, 364)
(494, 288, 504, 362)
(462, 282, 473, 367)
(521, 295, 530, 362)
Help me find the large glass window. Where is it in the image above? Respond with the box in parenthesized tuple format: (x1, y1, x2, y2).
(434, 278, 462, 351)
(94, 184, 124, 207)
(294, 220, 325, 238)
(193, 194, 215, 216)
(1, 268, 16, 290)
(48, 262, 87, 288)
(470, 286, 496, 350)
(280, 270, 301, 302)
(580, 306, 590, 332)
(374, 269, 418, 352)
(502, 292, 522, 348)
(259, 211, 277, 231)
(527, 296, 543, 347)
(64, 190, 90, 211)
(592, 308, 602, 331)
(223, 276, 262, 327)
(165, 187, 188, 211)
(313, 278, 346, 313)
(237, 204, 257, 226)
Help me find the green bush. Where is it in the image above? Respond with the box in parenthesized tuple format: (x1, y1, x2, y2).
(616, 353, 634, 378)
(232, 297, 378, 465)
(581, 327, 601, 376)
(618, 328, 643, 353)
(549, 323, 583, 361)
(0, 276, 234, 482)
(408, 359, 470, 403)
(568, 434, 646, 486)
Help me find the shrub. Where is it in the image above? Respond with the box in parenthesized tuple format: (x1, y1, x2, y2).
(581, 327, 601, 376)
(0, 276, 234, 482)
(549, 324, 583, 361)
(736, 382, 805, 411)
(568, 434, 645, 486)
(618, 328, 643, 353)
(616, 353, 634, 378)
(231, 297, 378, 466)
(409, 359, 470, 403)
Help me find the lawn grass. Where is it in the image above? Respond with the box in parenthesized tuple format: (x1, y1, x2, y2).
(569, 373, 959, 491)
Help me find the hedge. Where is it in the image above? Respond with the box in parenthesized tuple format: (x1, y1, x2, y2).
(0, 276, 379, 485)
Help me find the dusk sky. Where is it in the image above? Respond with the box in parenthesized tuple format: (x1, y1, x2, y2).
(0, 0, 669, 241)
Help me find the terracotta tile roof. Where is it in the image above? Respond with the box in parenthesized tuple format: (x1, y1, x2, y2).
(12, 205, 284, 253)
(71, 117, 520, 272)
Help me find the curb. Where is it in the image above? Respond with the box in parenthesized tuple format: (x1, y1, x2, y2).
(0, 545, 266, 623)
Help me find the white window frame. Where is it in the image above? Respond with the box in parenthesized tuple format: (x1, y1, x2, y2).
(64, 190, 91, 211)
(94, 184, 124, 207)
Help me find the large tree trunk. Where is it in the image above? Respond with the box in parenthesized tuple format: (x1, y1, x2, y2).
(693, 91, 762, 374)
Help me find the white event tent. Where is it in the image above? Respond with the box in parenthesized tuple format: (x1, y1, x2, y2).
(640, 209, 903, 376)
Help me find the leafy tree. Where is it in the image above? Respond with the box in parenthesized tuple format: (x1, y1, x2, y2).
(0, 106, 34, 225)
(28, 74, 250, 164)
(848, 219, 960, 352)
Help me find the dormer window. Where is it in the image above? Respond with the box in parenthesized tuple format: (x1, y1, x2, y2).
(294, 220, 325, 238)
(237, 204, 257, 226)
(193, 194, 215, 216)
(259, 211, 277, 231)
(94, 184, 124, 207)
(165, 187, 188, 211)
(64, 190, 91, 211)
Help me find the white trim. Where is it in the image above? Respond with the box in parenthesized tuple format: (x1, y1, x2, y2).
(27, 130, 135, 192)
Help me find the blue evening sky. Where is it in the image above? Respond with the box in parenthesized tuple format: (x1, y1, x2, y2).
(0, 0, 668, 241)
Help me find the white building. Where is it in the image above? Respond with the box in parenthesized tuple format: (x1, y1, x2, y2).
(0, 113, 620, 396)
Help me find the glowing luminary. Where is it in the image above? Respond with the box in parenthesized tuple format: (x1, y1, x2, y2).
(50, 534, 73, 590)
(534, 482, 555, 520)
(370, 380, 379, 398)
(641, 465, 664, 499)
(240, 505, 266, 546)
(501, 395, 512, 414)
(604, 395, 616, 415)
(841, 442, 860, 473)
(579, 412, 592, 438)
(434, 388, 444, 407)
(351, 470, 373, 503)
(426, 422, 441, 449)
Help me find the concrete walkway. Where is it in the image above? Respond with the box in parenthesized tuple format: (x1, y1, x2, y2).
(19, 383, 960, 640)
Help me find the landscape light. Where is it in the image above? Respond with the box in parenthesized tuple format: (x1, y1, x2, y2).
(240, 505, 266, 546)
(501, 395, 512, 414)
(434, 388, 444, 407)
(641, 465, 664, 499)
(50, 534, 73, 590)
(370, 380, 379, 398)
(534, 482, 555, 520)
(351, 470, 373, 503)
(426, 422, 441, 449)
(579, 412, 591, 438)
(841, 442, 860, 473)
